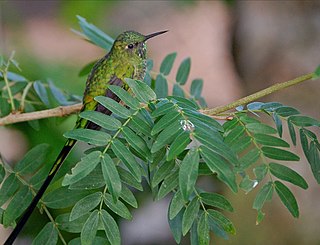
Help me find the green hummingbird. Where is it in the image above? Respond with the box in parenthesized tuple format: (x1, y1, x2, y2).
(5, 30, 167, 244)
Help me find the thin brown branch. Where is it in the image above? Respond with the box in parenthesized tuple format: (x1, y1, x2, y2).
(0, 103, 82, 126)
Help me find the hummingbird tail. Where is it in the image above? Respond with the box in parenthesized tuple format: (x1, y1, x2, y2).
(4, 139, 77, 245)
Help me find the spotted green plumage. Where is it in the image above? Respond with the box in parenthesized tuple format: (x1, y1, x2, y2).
(5, 30, 167, 245)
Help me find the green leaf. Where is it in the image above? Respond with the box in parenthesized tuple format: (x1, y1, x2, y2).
(207, 209, 236, 235)
(64, 129, 110, 146)
(151, 101, 175, 118)
(229, 136, 252, 153)
(190, 79, 203, 99)
(273, 113, 283, 137)
(262, 147, 300, 161)
(95, 96, 131, 119)
(111, 139, 141, 182)
(169, 190, 185, 220)
(313, 65, 320, 79)
(108, 85, 141, 110)
(168, 208, 184, 243)
(239, 148, 260, 169)
(32, 222, 58, 245)
(305, 141, 320, 184)
(48, 81, 70, 106)
(70, 192, 102, 221)
(103, 193, 132, 220)
(81, 210, 99, 245)
(43, 187, 90, 209)
(152, 160, 175, 188)
(100, 210, 121, 245)
(14, 144, 49, 174)
(198, 212, 210, 245)
(125, 78, 156, 103)
(255, 134, 290, 147)
(275, 106, 300, 117)
(0, 164, 5, 184)
(0, 174, 20, 206)
(200, 192, 234, 212)
(239, 175, 258, 194)
(160, 52, 177, 75)
(269, 163, 308, 189)
(129, 114, 152, 137)
(69, 237, 110, 245)
(0, 97, 10, 117)
(56, 213, 90, 233)
(200, 146, 238, 192)
(33, 81, 49, 106)
(254, 164, 268, 182)
(176, 57, 191, 85)
(157, 170, 179, 200)
(182, 197, 200, 235)
(288, 120, 296, 145)
(118, 167, 143, 191)
(247, 102, 264, 110)
(246, 123, 277, 134)
(120, 185, 138, 208)
(122, 126, 151, 160)
(224, 125, 245, 145)
(167, 131, 191, 161)
(3, 186, 32, 227)
(151, 110, 181, 135)
(76, 15, 114, 51)
(184, 109, 223, 132)
(78, 60, 96, 77)
(80, 111, 122, 131)
(179, 149, 199, 201)
(63, 151, 101, 186)
(253, 181, 273, 210)
(101, 154, 122, 202)
(274, 181, 299, 218)
(172, 84, 185, 97)
(68, 165, 105, 190)
(288, 115, 320, 127)
(155, 74, 168, 98)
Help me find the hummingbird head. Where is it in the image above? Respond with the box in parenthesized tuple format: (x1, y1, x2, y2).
(112, 30, 168, 60)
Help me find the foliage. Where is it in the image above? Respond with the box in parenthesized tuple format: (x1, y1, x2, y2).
(0, 16, 320, 245)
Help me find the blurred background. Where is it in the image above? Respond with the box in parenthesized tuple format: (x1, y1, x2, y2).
(0, 1, 320, 244)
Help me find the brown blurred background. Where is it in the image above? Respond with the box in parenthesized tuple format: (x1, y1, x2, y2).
(0, 1, 320, 244)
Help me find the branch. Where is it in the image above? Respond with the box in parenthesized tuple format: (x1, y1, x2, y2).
(0, 103, 82, 126)
(201, 73, 314, 115)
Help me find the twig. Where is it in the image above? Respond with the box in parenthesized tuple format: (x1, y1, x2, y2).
(201, 73, 314, 115)
(0, 103, 82, 126)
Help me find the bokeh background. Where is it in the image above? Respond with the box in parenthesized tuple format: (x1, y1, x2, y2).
(0, 1, 320, 244)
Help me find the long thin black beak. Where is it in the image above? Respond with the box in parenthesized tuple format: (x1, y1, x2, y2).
(144, 30, 168, 41)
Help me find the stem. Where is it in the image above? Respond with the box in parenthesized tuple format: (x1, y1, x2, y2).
(202, 73, 314, 115)
(20, 82, 34, 111)
(3, 70, 16, 111)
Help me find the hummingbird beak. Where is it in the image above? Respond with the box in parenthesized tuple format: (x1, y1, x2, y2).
(144, 30, 168, 41)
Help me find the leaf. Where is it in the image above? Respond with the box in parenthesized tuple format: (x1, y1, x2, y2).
(273, 113, 283, 137)
(261, 147, 300, 161)
(253, 181, 273, 210)
(101, 154, 122, 202)
(80, 111, 122, 131)
(63, 151, 101, 186)
(95, 96, 131, 119)
(69, 237, 110, 245)
(288, 115, 320, 127)
(56, 213, 90, 233)
(184, 109, 223, 132)
(239, 148, 260, 169)
(182, 197, 200, 235)
(14, 144, 49, 175)
(254, 134, 290, 147)
(157, 170, 179, 200)
(176, 57, 191, 85)
(247, 102, 264, 110)
(0, 174, 20, 206)
(246, 123, 277, 134)
(155, 74, 168, 98)
(0, 164, 5, 184)
(190, 79, 203, 99)
(160, 52, 177, 75)
(108, 85, 141, 110)
(120, 185, 138, 208)
(118, 167, 143, 191)
(275, 106, 300, 117)
(207, 209, 236, 235)
(78, 60, 97, 77)
(0, 97, 10, 117)
(125, 78, 156, 103)
(239, 175, 258, 194)
(33, 81, 49, 106)
(313, 65, 320, 79)
(48, 81, 70, 106)
(229, 136, 252, 153)
(254, 164, 268, 182)
(167, 131, 191, 161)
(32, 222, 58, 245)
(200, 146, 238, 192)
(111, 139, 141, 182)
(224, 125, 245, 145)
(169, 190, 185, 220)
(152, 160, 175, 188)
(70, 192, 102, 221)
(81, 210, 99, 245)
(129, 114, 152, 137)
(197, 212, 210, 245)
(103, 193, 132, 220)
(172, 84, 185, 97)
(3, 186, 32, 227)
(269, 163, 308, 189)
(200, 192, 234, 212)
(151, 101, 175, 117)
(64, 129, 110, 146)
(287, 120, 296, 145)
(274, 181, 299, 218)
(43, 187, 90, 209)
(76, 15, 114, 51)
(306, 141, 320, 184)
(151, 110, 181, 135)
(179, 149, 199, 201)
(168, 208, 184, 243)
(122, 126, 151, 160)
(100, 210, 121, 245)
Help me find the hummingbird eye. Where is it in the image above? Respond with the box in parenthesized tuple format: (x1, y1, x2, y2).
(127, 44, 134, 49)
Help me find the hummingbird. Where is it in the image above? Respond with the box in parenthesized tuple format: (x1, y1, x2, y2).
(5, 30, 167, 244)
